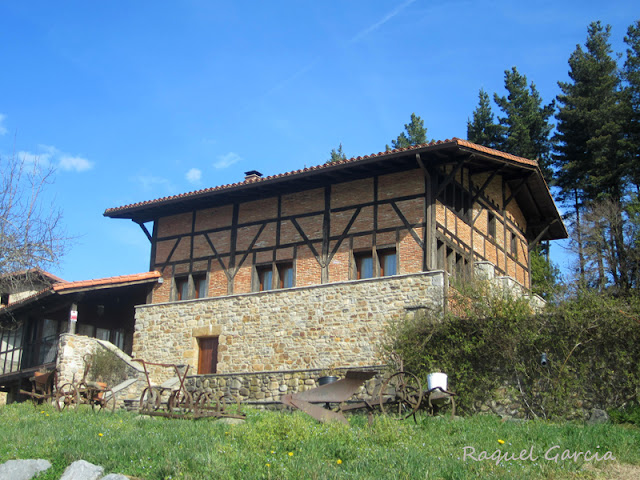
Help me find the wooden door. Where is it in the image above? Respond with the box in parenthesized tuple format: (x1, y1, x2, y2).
(198, 337, 219, 374)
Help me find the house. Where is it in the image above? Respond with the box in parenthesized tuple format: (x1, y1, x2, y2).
(0, 271, 160, 403)
(104, 138, 566, 377)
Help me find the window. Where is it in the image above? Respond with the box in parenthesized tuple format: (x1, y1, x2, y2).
(0, 293, 8, 306)
(194, 274, 208, 299)
(488, 213, 496, 240)
(277, 262, 294, 289)
(355, 252, 374, 279)
(256, 262, 295, 291)
(198, 337, 219, 374)
(354, 247, 397, 279)
(96, 328, 110, 341)
(378, 248, 397, 276)
(174, 273, 208, 301)
(176, 277, 189, 301)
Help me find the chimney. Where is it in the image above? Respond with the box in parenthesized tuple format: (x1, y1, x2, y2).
(244, 170, 263, 182)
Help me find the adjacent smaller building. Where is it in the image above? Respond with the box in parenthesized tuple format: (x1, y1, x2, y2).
(0, 271, 160, 402)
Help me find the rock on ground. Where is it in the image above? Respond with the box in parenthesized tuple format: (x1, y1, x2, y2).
(59, 460, 104, 480)
(0, 459, 51, 480)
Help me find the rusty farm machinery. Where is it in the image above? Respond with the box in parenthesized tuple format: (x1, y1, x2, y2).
(134, 359, 245, 420)
(282, 368, 456, 424)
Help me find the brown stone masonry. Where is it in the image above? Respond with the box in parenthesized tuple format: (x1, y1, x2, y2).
(134, 271, 447, 374)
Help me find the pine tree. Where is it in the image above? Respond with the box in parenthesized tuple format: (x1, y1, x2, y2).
(327, 143, 347, 163)
(467, 88, 503, 149)
(387, 113, 427, 150)
(494, 67, 555, 182)
(554, 21, 631, 290)
(624, 20, 640, 191)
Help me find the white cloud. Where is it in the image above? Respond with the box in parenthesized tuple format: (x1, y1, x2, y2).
(0, 114, 7, 135)
(186, 167, 202, 184)
(59, 155, 94, 172)
(18, 150, 53, 167)
(214, 152, 241, 169)
(16, 145, 94, 173)
(132, 174, 172, 192)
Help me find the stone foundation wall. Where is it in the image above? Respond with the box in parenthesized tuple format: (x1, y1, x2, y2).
(134, 271, 447, 376)
(187, 366, 387, 406)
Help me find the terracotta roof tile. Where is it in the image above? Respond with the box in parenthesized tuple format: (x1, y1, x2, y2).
(104, 138, 542, 216)
(52, 271, 161, 292)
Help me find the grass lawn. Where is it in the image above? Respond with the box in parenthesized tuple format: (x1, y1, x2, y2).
(1, 403, 639, 479)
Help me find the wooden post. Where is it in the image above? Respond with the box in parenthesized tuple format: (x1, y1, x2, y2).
(69, 303, 78, 335)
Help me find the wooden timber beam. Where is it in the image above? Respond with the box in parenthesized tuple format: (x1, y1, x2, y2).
(134, 220, 153, 242)
(469, 167, 502, 209)
(528, 219, 558, 249)
(434, 157, 465, 198)
(503, 174, 533, 208)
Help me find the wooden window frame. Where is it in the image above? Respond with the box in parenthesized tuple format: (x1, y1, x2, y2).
(378, 247, 397, 277)
(256, 264, 274, 291)
(193, 273, 208, 299)
(276, 261, 294, 289)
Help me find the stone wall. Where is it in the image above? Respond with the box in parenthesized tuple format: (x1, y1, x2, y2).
(187, 366, 386, 406)
(134, 270, 447, 376)
(56, 334, 147, 409)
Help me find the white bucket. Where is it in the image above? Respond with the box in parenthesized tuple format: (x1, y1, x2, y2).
(427, 372, 448, 391)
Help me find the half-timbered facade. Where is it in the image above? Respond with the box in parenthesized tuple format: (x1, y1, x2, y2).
(105, 139, 566, 374)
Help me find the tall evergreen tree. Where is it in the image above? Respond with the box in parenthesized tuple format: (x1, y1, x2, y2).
(467, 88, 503, 149)
(494, 67, 556, 182)
(624, 20, 640, 191)
(386, 113, 427, 151)
(554, 21, 631, 289)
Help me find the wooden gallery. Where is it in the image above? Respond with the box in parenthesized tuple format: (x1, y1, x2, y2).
(103, 139, 566, 376)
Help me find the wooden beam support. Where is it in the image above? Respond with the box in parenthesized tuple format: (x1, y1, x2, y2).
(435, 158, 465, 198)
(134, 220, 153, 242)
(503, 174, 532, 208)
(390, 202, 424, 248)
(291, 218, 323, 266)
(470, 167, 501, 208)
(528, 219, 558, 249)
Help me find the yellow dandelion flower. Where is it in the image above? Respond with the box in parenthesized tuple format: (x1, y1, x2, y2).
(271, 451, 275, 454)
(337, 459, 342, 465)
(266, 463, 270, 468)
(288, 452, 293, 457)
(498, 439, 505, 444)
(98, 433, 104, 437)
(40, 411, 45, 414)
(45, 414, 49, 417)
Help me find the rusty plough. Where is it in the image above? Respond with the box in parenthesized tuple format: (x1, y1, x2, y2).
(282, 369, 455, 424)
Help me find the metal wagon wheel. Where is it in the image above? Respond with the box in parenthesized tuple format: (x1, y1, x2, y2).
(379, 371, 423, 420)
(93, 388, 116, 413)
(215, 391, 242, 416)
(139, 387, 161, 413)
(55, 383, 80, 411)
(168, 390, 193, 416)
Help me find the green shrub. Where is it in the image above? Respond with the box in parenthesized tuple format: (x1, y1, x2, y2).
(385, 282, 640, 419)
(87, 348, 128, 387)
(609, 402, 640, 426)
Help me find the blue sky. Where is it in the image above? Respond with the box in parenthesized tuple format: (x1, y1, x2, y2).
(0, 1, 636, 282)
